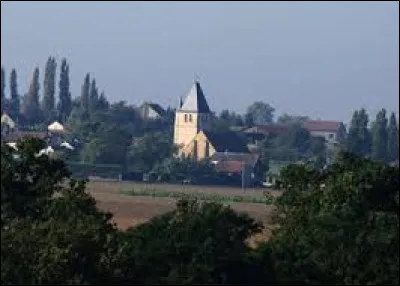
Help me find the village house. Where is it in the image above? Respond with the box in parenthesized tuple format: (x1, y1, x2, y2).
(139, 102, 166, 120)
(302, 120, 346, 144)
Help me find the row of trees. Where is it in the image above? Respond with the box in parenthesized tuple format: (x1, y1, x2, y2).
(346, 108, 398, 163)
(2, 139, 398, 284)
(1, 57, 95, 126)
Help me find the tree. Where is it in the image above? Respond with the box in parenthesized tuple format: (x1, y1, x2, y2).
(127, 131, 176, 173)
(277, 113, 309, 125)
(245, 101, 275, 126)
(118, 199, 270, 284)
(42, 57, 57, 122)
(58, 58, 72, 123)
(387, 112, 399, 163)
(21, 67, 41, 125)
(97, 91, 109, 111)
(89, 78, 99, 114)
(1, 138, 121, 284)
(260, 152, 399, 285)
(9, 69, 20, 119)
(371, 108, 388, 162)
(1, 67, 6, 113)
(80, 73, 90, 115)
(346, 108, 371, 157)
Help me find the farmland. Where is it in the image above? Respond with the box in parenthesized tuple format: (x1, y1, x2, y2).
(87, 180, 281, 246)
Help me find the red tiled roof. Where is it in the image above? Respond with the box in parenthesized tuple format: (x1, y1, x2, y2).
(215, 160, 245, 174)
(303, 120, 341, 132)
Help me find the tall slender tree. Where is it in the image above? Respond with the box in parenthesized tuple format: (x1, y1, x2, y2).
(9, 69, 20, 119)
(42, 57, 57, 122)
(81, 73, 90, 114)
(371, 109, 388, 162)
(58, 58, 72, 123)
(89, 78, 99, 114)
(387, 112, 399, 163)
(346, 108, 371, 157)
(21, 68, 41, 125)
(98, 91, 109, 111)
(1, 67, 6, 113)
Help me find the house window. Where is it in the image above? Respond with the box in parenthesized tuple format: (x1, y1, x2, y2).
(189, 114, 193, 122)
(328, 133, 334, 139)
(205, 141, 210, 157)
(184, 114, 188, 122)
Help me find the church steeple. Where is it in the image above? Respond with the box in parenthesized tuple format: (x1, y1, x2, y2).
(173, 80, 212, 150)
(179, 81, 211, 114)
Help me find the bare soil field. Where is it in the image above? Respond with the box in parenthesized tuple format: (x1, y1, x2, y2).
(87, 180, 279, 246)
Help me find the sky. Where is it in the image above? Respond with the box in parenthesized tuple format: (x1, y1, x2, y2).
(1, 1, 399, 123)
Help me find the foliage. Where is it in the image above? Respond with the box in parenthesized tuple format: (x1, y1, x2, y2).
(277, 113, 309, 125)
(127, 131, 176, 173)
(117, 199, 269, 284)
(346, 108, 371, 157)
(41, 56, 57, 123)
(245, 101, 275, 126)
(57, 58, 72, 123)
(371, 108, 388, 162)
(21, 67, 42, 125)
(1, 67, 7, 113)
(9, 69, 20, 119)
(387, 112, 399, 163)
(260, 151, 399, 285)
(213, 109, 244, 132)
(1, 138, 120, 285)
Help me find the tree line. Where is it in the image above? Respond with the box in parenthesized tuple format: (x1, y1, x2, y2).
(1, 57, 106, 127)
(1, 138, 398, 284)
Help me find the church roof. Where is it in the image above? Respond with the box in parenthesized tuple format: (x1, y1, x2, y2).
(203, 130, 249, 153)
(179, 81, 211, 113)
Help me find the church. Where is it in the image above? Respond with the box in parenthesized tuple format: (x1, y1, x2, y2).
(173, 81, 260, 186)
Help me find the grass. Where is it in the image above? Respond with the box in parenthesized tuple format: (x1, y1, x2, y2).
(120, 187, 275, 205)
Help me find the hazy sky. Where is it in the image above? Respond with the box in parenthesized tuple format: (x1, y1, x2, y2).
(1, 1, 399, 123)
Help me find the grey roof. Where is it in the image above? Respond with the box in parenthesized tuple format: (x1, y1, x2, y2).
(147, 103, 166, 116)
(179, 81, 211, 113)
(203, 131, 249, 153)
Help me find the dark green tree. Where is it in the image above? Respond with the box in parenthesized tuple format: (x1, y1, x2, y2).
(41, 56, 57, 122)
(118, 199, 269, 284)
(387, 112, 399, 163)
(57, 58, 72, 123)
(260, 152, 399, 285)
(346, 108, 371, 157)
(245, 101, 275, 126)
(371, 108, 388, 162)
(21, 68, 41, 125)
(97, 91, 109, 111)
(89, 78, 99, 114)
(1, 138, 122, 285)
(9, 69, 20, 119)
(277, 113, 309, 125)
(80, 73, 90, 114)
(1, 67, 6, 113)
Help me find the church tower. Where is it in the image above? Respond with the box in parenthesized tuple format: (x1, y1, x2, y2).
(173, 81, 212, 149)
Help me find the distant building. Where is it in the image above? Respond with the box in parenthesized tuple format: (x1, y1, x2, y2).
(173, 80, 258, 186)
(139, 102, 166, 120)
(1, 113, 18, 137)
(303, 120, 346, 143)
(241, 124, 289, 151)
